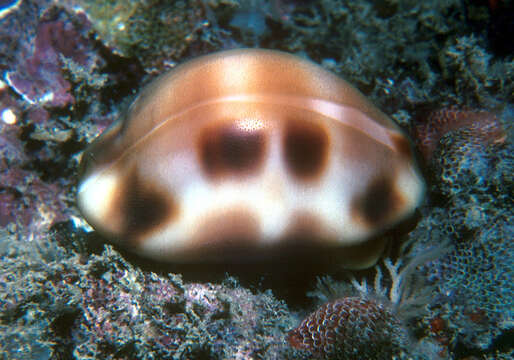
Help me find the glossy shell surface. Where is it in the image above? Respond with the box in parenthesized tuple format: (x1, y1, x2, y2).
(77, 49, 424, 268)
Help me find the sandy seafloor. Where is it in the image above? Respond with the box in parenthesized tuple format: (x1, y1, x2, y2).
(0, 0, 512, 359)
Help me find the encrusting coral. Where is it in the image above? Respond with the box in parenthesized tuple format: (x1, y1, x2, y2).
(406, 105, 513, 355)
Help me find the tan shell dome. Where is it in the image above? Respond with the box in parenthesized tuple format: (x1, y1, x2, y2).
(77, 49, 424, 269)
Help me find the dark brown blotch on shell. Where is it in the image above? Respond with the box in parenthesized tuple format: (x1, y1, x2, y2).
(283, 119, 329, 181)
(119, 168, 178, 243)
(198, 122, 267, 179)
(352, 176, 405, 227)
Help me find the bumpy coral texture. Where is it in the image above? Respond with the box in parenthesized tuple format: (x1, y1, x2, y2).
(412, 105, 513, 352)
(414, 107, 505, 161)
(287, 297, 406, 360)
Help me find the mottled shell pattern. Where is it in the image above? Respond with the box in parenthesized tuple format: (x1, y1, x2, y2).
(77, 49, 424, 269)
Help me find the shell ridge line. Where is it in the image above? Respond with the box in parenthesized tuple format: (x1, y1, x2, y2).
(106, 94, 399, 170)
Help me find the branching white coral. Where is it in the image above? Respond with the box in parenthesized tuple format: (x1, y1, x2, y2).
(310, 241, 450, 319)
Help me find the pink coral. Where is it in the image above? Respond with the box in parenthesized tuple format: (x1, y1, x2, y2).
(287, 297, 407, 360)
(413, 107, 505, 161)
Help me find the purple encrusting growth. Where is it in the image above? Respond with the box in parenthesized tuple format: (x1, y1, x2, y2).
(4, 8, 97, 107)
(0, 1, 119, 239)
(0, 0, 512, 359)
(0, 87, 73, 235)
